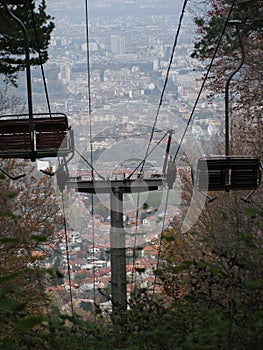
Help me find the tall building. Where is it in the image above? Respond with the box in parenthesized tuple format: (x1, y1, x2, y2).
(153, 59, 160, 71)
(59, 64, 71, 84)
(82, 42, 98, 52)
(110, 35, 126, 55)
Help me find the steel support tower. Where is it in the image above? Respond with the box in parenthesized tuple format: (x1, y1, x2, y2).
(66, 178, 164, 314)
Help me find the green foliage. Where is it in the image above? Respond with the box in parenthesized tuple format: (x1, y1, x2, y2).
(0, 272, 47, 349)
(16, 315, 43, 333)
(142, 202, 149, 210)
(153, 269, 163, 277)
(163, 234, 175, 242)
(171, 260, 194, 274)
(30, 234, 47, 243)
(79, 301, 94, 313)
(192, 0, 263, 60)
(0, 237, 18, 244)
(244, 207, 258, 217)
(0, 0, 54, 85)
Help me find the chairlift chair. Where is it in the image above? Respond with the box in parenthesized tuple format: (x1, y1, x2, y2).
(0, 1, 74, 178)
(0, 113, 74, 161)
(194, 21, 262, 200)
(195, 156, 261, 192)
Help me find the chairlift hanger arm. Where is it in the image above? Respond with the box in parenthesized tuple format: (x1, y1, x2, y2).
(0, 166, 25, 180)
(161, 129, 177, 190)
(162, 129, 175, 176)
(2, 0, 34, 130)
(225, 20, 245, 156)
(126, 131, 168, 180)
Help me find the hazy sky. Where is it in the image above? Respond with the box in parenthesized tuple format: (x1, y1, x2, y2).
(45, 0, 186, 20)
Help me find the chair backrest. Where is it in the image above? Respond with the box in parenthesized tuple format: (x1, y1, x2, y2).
(34, 116, 69, 151)
(195, 156, 261, 192)
(230, 158, 261, 190)
(0, 114, 72, 160)
(0, 119, 31, 156)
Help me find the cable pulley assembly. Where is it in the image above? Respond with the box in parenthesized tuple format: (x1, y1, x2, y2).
(166, 158, 177, 190)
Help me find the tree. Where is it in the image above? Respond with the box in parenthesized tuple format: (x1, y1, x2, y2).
(0, 160, 63, 347)
(155, 127, 263, 347)
(0, 0, 54, 85)
(191, 0, 263, 157)
(0, 85, 22, 114)
(156, 192, 263, 348)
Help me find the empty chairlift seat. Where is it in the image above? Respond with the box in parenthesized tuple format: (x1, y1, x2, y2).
(0, 113, 73, 161)
(195, 156, 262, 192)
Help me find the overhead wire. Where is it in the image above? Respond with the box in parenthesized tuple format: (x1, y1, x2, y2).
(31, 0, 104, 182)
(85, 0, 94, 176)
(61, 191, 75, 316)
(172, 0, 237, 162)
(138, 0, 189, 176)
(10, 0, 101, 317)
(75, 148, 105, 180)
(84, 0, 96, 304)
(127, 131, 169, 179)
(153, 0, 238, 293)
(31, 0, 103, 176)
(129, 1, 188, 294)
(130, 193, 141, 298)
(29, 0, 52, 115)
(153, 188, 171, 294)
(29, 0, 76, 315)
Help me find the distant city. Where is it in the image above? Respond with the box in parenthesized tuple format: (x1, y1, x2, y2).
(28, 0, 223, 159)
